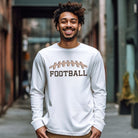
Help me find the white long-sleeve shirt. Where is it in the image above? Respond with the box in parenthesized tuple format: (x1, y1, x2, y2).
(30, 43, 106, 136)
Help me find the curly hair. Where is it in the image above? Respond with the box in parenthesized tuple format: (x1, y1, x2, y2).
(53, 1, 86, 28)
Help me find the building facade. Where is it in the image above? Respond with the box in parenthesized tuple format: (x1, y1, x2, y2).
(106, 0, 138, 102)
(82, 0, 138, 102)
(0, 0, 13, 115)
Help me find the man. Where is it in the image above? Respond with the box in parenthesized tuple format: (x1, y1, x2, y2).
(30, 1, 106, 138)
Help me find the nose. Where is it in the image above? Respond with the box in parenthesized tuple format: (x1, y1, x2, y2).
(67, 21, 71, 27)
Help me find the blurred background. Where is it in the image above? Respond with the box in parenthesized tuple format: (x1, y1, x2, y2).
(0, 0, 138, 138)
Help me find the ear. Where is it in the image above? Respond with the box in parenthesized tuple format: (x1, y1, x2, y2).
(78, 23, 82, 31)
(57, 23, 59, 31)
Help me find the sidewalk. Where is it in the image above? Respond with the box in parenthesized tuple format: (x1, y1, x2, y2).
(0, 98, 138, 138)
(0, 98, 35, 138)
(102, 104, 138, 138)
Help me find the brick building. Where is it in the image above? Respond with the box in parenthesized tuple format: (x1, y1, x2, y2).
(0, 0, 13, 115)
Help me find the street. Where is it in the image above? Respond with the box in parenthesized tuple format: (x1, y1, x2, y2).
(0, 98, 138, 138)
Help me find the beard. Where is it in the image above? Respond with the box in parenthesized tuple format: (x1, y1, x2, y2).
(59, 27, 79, 41)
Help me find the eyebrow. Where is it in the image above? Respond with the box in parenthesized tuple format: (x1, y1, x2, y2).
(60, 18, 78, 21)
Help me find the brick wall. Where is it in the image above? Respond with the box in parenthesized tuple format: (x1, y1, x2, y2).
(0, 0, 13, 115)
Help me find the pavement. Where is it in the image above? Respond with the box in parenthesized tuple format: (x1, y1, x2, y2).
(102, 104, 138, 138)
(0, 97, 35, 138)
(0, 97, 138, 138)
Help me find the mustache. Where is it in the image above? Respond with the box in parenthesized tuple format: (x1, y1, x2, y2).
(63, 27, 75, 31)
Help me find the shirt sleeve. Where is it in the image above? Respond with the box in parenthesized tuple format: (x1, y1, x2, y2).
(30, 53, 46, 130)
(90, 51, 106, 132)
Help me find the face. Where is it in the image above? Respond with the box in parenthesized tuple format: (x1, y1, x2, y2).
(57, 12, 81, 41)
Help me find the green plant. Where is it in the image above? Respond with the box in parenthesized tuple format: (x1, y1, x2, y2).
(117, 72, 134, 103)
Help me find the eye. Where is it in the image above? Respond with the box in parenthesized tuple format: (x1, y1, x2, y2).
(61, 20, 66, 24)
(61, 21, 66, 24)
(71, 21, 76, 24)
(71, 20, 77, 24)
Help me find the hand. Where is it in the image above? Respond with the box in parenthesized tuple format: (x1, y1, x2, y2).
(90, 126, 101, 138)
(36, 126, 48, 138)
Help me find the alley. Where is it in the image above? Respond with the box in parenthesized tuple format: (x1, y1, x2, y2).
(0, 0, 138, 138)
(0, 99, 138, 138)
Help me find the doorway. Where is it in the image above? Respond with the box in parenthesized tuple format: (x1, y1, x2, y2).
(12, 6, 59, 99)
